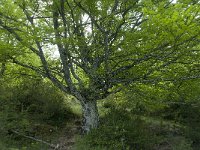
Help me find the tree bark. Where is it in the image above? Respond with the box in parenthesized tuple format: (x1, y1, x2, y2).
(82, 100, 99, 133)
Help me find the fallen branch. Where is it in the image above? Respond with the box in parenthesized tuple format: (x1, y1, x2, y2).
(11, 130, 59, 149)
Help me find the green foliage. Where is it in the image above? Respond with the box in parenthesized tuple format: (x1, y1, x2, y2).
(75, 107, 194, 150)
(0, 77, 75, 149)
(0, 139, 49, 150)
(1, 78, 73, 126)
(155, 136, 193, 150)
(167, 102, 200, 144)
(0, 0, 199, 104)
(0, 0, 200, 148)
(76, 109, 160, 150)
(97, 79, 200, 149)
(149, 80, 200, 147)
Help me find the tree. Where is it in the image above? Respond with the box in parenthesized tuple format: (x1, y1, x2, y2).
(0, 0, 199, 133)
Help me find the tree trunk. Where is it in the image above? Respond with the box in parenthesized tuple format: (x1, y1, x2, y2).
(82, 100, 99, 133)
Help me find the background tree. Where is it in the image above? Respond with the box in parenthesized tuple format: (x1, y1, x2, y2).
(0, 0, 199, 133)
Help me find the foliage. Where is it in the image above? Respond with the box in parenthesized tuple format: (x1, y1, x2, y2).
(147, 81, 200, 139)
(0, 0, 200, 148)
(75, 107, 195, 150)
(0, 0, 199, 132)
(76, 109, 160, 150)
(161, 101, 200, 145)
(0, 76, 75, 149)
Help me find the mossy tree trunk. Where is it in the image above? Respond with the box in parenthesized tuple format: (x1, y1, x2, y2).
(81, 100, 99, 133)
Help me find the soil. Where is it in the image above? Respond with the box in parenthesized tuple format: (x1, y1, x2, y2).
(50, 120, 81, 150)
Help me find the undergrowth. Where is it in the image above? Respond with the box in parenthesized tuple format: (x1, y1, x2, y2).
(74, 108, 193, 150)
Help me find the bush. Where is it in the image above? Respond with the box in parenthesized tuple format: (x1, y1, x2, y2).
(7, 79, 74, 124)
(178, 103, 200, 145)
(0, 78, 75, 149)
(75, 108, 160, 150)
(156, 101, 200, 147)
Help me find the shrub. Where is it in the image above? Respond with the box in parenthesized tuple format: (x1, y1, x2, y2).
(75, 108, 160, 150)
(7, 79, 75, 124)
(0, 78, 75, 149)
(156, 101, 200, 146)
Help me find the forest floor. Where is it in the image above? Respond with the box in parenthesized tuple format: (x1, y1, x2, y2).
(50, 119, 81, 150)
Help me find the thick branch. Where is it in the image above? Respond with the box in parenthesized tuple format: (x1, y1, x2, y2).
(52, 2, 86, 103)
(11, 57, 70, 94)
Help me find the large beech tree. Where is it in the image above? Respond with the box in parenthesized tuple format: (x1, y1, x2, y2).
(0, 0, 199, 132)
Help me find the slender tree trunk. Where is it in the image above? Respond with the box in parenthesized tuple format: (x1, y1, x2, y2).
(81, 100, 99, 133)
